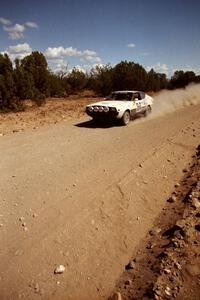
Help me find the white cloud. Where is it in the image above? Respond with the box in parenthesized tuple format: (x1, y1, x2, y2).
(54, 63, 68, 73)
(2, 41, 103, 73)
(8, 43, 32, 54)
(0, 17, 12, 26)
(45, 46, 82, 58)
(25, 21, 38, 29)
(147, 62, 169, 75)
(74, 65, 86, 73)
(82, 50, 97, 56)
(80, 55, 101, 63)
(46, 47, 103, 72)
(80, 49, 101, 63)
(45, 45, 102, 67)
(4, 43, 32, 61)
(127, 43, 135, 48)
(3, 23, 25, 39)
(48, 58, 66, 65)
(0, 18, 38, 39)
(195, 68, 200, 75)
(47, 57, 69, 73)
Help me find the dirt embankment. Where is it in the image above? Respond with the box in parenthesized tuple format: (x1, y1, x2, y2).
(110, 145, 200, 300)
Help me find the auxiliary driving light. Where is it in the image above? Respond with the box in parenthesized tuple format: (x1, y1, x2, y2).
(103, 106, 109, 112)
(88, 106, 93, 112)
(93, 106, 99, 112)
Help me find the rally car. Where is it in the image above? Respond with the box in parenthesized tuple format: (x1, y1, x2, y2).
(85, 90, 154, 125)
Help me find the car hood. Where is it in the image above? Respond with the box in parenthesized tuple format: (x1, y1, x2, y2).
(86, 100, 131, 108)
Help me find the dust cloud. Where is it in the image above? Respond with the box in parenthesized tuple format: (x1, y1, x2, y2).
(151, 83, 200, 118)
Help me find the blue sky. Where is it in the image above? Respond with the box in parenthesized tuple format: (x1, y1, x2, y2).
(0, 0, 200, 76)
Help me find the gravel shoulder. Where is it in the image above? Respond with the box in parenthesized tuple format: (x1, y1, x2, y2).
(109, 145, 200, 300)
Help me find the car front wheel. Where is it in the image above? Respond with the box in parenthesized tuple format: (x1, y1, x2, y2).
(121, 110, 130, 126)
(144, 105, 152, 117)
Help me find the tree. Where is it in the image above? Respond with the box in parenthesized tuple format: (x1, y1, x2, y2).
(183, 71, 196, 86)
(48, 72, 68, 97)
(157, 73, 168, 90)
(146, 69, 168, 91)
(0, 54, 20, 111)
(14, 58, 35, 100)
(21, 51, 50, 104)
(195, 75, 200, 84)
(88, 64, 113, 96)
(169, 70, 196, 89)
(67, 68, 87, 92)
(112, 61, 148, 91)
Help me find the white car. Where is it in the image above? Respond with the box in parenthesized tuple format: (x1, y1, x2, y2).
(86, 90, 154, 125)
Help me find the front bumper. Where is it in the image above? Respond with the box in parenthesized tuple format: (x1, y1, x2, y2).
(86, 107, 119, 120)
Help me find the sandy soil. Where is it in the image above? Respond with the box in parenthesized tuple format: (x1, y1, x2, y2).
(0, 88, 200, 300)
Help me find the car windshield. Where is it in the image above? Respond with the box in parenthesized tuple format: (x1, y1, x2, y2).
(108, 92, 133, 101)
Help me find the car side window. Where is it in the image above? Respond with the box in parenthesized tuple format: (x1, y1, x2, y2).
(140, 92, 145, 99)
(133, 92, 141, 100)
(127, 93, 133, 100)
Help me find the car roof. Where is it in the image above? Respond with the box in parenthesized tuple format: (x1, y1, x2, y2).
(112, 90, 141, 93)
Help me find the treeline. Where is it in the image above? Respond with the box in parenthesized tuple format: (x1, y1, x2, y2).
(0, 51, 200, 111)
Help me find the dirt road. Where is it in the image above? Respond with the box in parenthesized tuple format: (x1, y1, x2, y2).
(0, 104, 200, 300)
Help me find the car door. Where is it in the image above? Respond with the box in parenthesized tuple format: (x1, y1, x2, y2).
(134, 92, 144, 113)
(139, 92, 147, 112)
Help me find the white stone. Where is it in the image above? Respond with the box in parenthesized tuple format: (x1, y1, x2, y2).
(54, 265, 65, 274)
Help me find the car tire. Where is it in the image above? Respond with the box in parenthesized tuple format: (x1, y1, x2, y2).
(121, 110, 130, 126)
(144, 105, 152, 117)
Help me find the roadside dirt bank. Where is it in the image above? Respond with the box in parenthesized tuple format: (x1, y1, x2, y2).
(109, 145, 200, 300)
